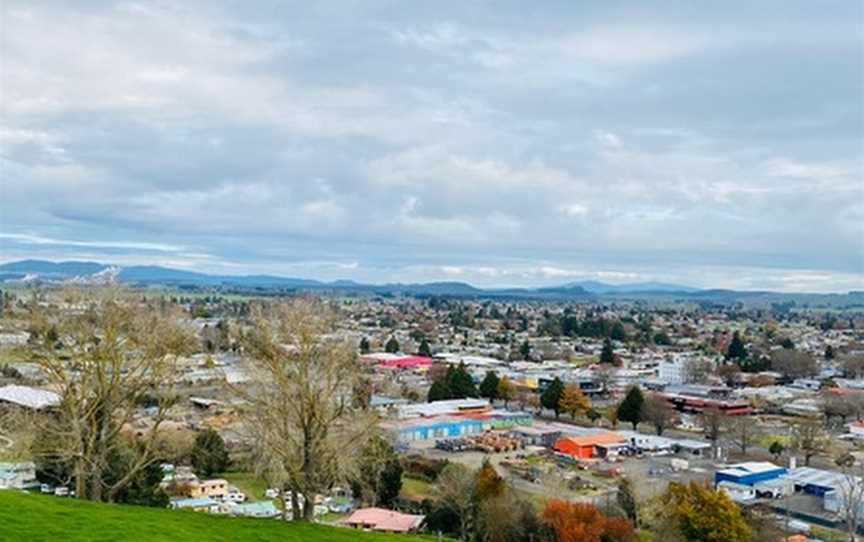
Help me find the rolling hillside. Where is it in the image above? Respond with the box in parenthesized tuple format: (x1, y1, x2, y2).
(0, 491, 434, 542)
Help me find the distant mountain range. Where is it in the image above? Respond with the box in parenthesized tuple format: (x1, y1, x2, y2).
(1, 260, 862, 307)
(556, 280, 700, 294)
(0, 259, 687, 295)
(0, 260, 494, 295)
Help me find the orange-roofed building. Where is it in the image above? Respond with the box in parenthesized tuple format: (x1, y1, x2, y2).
(553, 432, 626, 459)
(826, 387, 864, 397)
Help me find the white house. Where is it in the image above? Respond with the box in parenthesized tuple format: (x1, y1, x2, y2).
(0, 462, 37, 490)
(849, 421, 864, 440)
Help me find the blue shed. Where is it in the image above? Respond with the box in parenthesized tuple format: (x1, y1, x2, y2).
(715, 462, 787, 487)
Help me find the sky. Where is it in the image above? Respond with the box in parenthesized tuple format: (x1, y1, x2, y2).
(1, 1, 863, 292)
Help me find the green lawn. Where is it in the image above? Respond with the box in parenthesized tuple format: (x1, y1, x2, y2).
(220, 471, 269, 501)
(400, 476, 432, 502)
(0, 491, 434, 542)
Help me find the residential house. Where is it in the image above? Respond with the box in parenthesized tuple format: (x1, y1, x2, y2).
(187, 479, 229, 499)
(0, 462, 37, 489)
(344, 508, 425, 533)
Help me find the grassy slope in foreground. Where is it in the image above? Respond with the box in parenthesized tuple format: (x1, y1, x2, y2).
(0, 491, 434, 542)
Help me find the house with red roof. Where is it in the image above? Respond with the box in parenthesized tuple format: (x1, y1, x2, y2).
(361, 353, 433, 370)
(343, 507, 425, 533)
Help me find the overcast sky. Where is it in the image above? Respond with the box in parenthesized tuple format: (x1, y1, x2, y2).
(1, 1, 862, 292)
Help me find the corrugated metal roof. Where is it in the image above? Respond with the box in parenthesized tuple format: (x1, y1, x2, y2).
(0, 385, 60, 409)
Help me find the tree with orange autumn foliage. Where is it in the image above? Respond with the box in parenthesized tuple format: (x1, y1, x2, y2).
(559, 384, 591, 420)
(542, 499, 633, 542)
(474, 459, 506, 501)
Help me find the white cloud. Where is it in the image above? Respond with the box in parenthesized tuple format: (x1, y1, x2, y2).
(0, 1, 860, 292)
(0, 233, 185, 253)
(557, 28, 706, 64)
(560, 203, 589, 217)
(594, 130, 622, 149)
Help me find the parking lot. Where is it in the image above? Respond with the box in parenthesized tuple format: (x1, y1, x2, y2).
(406, 437, 719, 504)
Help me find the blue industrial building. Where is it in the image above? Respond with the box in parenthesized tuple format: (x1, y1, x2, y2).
(784, 467, 849, 497)
(392, 417, 486, 442)
(715, 462, 787, 487)
(388, 411, 533, 443)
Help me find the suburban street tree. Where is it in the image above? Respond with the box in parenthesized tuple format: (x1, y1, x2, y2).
(790, 419, 830, 467)
(496, 377, 515, 407)
(433, 463, 476, 541)
(600, 338, 615, 364)
(479, 371, 500, 401)
(559, 384, 590, 420)
(661, 482, 751, 542)
(190, 429, 230, 478)
(701, 406, 725, 449)
(726, 331, 747, 361)
(617, 386, 645, 430)
(725, 415, 758, 455)
(355, 435, 403, 507)
(235, 300, 376, 521)
(541, 377, 566, 419)
(835, 453, 864, 542)
(643, 393, 676, 436)
(769, 441, 785, 461)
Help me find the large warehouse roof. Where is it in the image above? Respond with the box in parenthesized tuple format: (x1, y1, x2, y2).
(0, 385, 60, 409)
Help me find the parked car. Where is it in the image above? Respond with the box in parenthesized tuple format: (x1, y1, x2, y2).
(225, 491, 246, 503)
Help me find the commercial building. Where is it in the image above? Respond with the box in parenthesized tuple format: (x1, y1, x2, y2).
(553, 432, 627, 459)
(396, 398, 489, 419)
(386, 410, 532, 442)
(384, 398, 532, 442)
(784, 467, 853, 498)
(0, 385, 60, 410)
(660, 385, 751, 415)
(715, 462, 787, 487)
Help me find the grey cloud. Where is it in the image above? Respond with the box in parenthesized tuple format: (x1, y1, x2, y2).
(0, 1, 861, 292)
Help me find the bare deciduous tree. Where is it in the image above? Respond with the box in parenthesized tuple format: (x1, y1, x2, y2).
(27, 292, 195, 501)
(790, 418, 830, 467)
(684, 358, 713, 384)
(771, 349, 817, 380)
(725, 415, 759, 455)
(644, 394, 677, 436)
(434, 463, 476, 541)
(835, 453, 864, 542)
(233, 299, 376, 521)
(701, 406, 725, 448)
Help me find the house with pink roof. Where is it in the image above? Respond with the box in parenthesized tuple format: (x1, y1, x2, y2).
(343, 507, 425, 533)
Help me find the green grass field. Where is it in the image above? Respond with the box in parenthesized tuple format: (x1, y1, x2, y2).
(220, 471, 269, 501)
(399, 476, 432, 502)
(0, 491, 435, 542)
